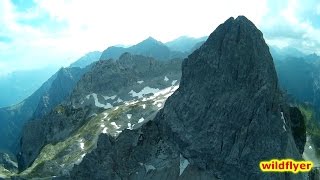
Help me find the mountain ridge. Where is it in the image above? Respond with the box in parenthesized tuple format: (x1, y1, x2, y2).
(99, 37, 188, 61)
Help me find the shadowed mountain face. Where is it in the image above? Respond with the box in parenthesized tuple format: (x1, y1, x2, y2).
(69, 16, 306, 180)
(99, 37, 187, 61)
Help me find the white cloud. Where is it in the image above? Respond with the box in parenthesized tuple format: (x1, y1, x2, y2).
(2, 0, 320, 74)
(261, 0, 320, 54)
(280, 0, 299, 24)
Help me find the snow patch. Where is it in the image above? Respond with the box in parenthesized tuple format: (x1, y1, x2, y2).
(172, 80, 178, 86)
(281, 112, 287, 131)
(86, 94, 91, 99)
(103, 112, 109, 119)
(114, 130, 123, 135)
(103, 95, 117, 100)
(137, 80, 144, 84)
(151, 85, 179, 99)
(179, 154, 190, 176)
(127, 114, 132, 119)
(144, 164, 156, 173)
(141, 104, 146, 109)
(110, 122, 121, 129)
(100, 124, 105, 128)
(129, 87, 160, 99)
(87, 93, 113, 109)
(75, 153, 86, 165)
(127, 123, 133, 130)
(89, 113, 98, 118)
(164, 76, 169, 81)
(138, 117, 145, 123)
(283, 125, 286, 131)
(80, 142, 85, 150)
(114, 98, 123, 103)
(102, 127, 108, 134)
(157, 103, 162, 108)
(309, 145, 312, 149)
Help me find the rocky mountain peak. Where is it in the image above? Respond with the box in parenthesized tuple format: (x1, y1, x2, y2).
(181, 15, 279, 108)
(140, 36, 162, 45)
(154, 15, 304, 179)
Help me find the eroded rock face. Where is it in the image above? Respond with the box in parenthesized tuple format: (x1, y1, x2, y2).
(155, 16, 304, 179)
(309, 167, 320, 180)
(289, 107, 306, 154)
(70, 16, 306, 180)
(0, 153, 18, 173)
(70, 122, 180, 180)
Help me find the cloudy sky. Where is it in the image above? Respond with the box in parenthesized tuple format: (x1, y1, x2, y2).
(0, 0, 319, 75)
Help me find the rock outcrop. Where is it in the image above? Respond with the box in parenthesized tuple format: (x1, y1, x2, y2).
(0, 153, 18, 173)
(70, 16, 307, 180)
(33, 67, 88, 118)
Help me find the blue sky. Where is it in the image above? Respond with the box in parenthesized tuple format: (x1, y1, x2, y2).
(0, 0, 319, 75)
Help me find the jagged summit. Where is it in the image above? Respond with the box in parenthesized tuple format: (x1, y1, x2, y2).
(183, 15, 277, 95)
(156, 15, 304, 179)
(140, 36, 162, 44)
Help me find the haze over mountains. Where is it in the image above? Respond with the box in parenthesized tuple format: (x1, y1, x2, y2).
(0, 67, 59, 108)
(0, 35, 205, 154)
(0, 16, 320, 179)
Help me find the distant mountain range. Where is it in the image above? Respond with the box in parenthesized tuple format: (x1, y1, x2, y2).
(0, 35, 203, 155)
(165, 36, 208, 52)
(100, 37, 189, 61)
(274, 54, 320, 109)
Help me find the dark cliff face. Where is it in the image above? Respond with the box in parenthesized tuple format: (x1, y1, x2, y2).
(70, 16, 306, 180)
(33, 67, 88, 118)
(156, 16, 305, 179)
(289, 107, 306, 154)
(157, 16, 284, 176)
